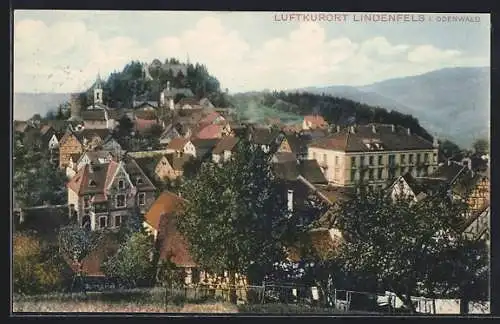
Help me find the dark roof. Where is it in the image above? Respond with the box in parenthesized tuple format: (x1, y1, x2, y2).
(165, 153, 193, 171)
(133, 101, 159, 109)
(273, 159, 328, 184)
(284, 133, 306, 153)
(398, 172, 446, 197)
(177, 97, 200, 107)
(122, 156, 157, 191)
(81, 110, 107, 121)
(273, 152, 297, 163)
(15, 206, 70, 242)
(135, 110, 158, 120)
(212, 136, 239, 154)
(431, 161, 467, 184)
(130, 155, 163, 183)
(251, 128, 282, 145)
(309, 124, 434, 152)
(191, 138, 219, 151)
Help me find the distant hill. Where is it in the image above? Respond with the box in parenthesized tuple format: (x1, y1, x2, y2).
(297, 67, 490, 148)
(14, 93, 71, 121)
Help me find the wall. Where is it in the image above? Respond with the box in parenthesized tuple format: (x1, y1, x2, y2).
(83, 120, 108, 129)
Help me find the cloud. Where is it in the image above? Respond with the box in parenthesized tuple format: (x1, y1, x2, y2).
(14, 16, 488, 94)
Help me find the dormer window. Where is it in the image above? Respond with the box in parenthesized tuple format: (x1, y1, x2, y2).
(89, 180, 97, 187)
(136, 177, 144, 185)
(118, 180, 125, 189)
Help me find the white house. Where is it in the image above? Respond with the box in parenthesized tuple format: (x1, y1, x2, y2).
(165, 138, 196, 157)
(48, 134, 59, 150)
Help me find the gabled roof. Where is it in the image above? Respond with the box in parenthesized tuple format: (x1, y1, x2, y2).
(431, 161, 467, 185)
(194, 124, 222, 140)
(144, 191, 185, 230)
(284, 133, 306, 153)
(167, 138, 190, 151)
(251, 128, 282, 145)
(309, 124, 434, 152)
(177, 97, 201, 107)
(122, 156, 157, 191)
(198, 111, 223, 126)
(77, 129, 112, 142)
(133, 101, 159, 109)
(77, 150, 114, 166)
(212, 136, 239, 154)
(273, 159, 328, 185)
(39, 124, 53, 136)
(81, 110, 107, 121)
(133, 154, 165, 182)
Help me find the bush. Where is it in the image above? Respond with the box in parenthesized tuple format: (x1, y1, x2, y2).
(13, 232, 72, 295)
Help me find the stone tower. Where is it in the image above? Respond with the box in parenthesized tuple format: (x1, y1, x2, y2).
(69, 93, 82, 119)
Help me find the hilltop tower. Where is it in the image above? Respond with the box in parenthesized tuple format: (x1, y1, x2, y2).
(94, 73, 103, 105)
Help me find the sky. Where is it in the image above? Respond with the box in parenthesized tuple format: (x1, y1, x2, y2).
(13, 11, 490, 94)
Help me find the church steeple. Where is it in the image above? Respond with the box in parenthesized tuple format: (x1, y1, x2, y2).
(94, 72, 103, 105)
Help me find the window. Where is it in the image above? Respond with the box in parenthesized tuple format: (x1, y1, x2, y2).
(116, 194, 126, 208)
(114, 215, 122, 227)
(400, 154, 406, 165)
(99, 216, 107, 229)
(89, 180, 96, 187)
(162, 161, 167, 166)
(378, 155, 383, 165)
(409, 166, 415, 176)
(377, 168, 383, 179)
(323, 154, 327, 164)
(360, 156, 365, 166)
(335, 156, 339, 166)
(388, 155, 396, 166)
(351, 157, 357, 168)
(136, 177, 144, 185)
(401, 167, 407, 175)
(416, 153, 421, 164)
(377, 184, 383, 191)
(138, 193, 146, 206)
(350, 169, 356, 182)
(368, 169, 374, 180)
(388, 168, 396, 179)
(424, 153, 429, 163)
(409, 154, 414, 164)
(369, 156, 374, 166)
(118, 179, 125, 189)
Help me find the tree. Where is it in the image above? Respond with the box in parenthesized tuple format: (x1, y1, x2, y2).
(472, 138, 489, 155)
(331, 188, 488, 313)
(439, 139, 463, 160)
(116, 115, 134, 137)
(58, 224, 102, 284)
(13, 232, 72, 294)
(177, 135, 293, 304)
(103, 231, 155, 287)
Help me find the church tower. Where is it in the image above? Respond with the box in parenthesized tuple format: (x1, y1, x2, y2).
(94, 73, 103, 105)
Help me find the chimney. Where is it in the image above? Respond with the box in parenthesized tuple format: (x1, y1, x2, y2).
(407, 128, 411, 135)
(371, 125, 376, 134)
(391, 124, 395, 132)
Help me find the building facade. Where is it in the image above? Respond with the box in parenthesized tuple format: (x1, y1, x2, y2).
(308, 124, 439, 190)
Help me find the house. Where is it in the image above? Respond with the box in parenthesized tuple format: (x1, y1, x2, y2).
(212, 136, 239, 163)
(66, 158, 156, 231)
(191, 138, 219, 159)
(80, 109, 118, 130)
(101, 137, 123, 154)
(144, 192, 197, 284)
(132, 154, 165, 186)
(14, 120, 30, 133)
(134, 110, 160, 134)
(153, 153, 193, 180)
(249, 127, 285, 153)
(39, 125, 59, 150)
(302, 115, 328, 131)
(159, 123, 183, 145)
(176, 97, 203, 110)
(308, 124, 439, 190)
(76, 129, 113, 151)
(273, 160, 329, 186)
(198, 111, 225, 127)
(59, 130, 84, 169)
(159, 83, 194, 110)
(133, 101, 159, 110)
(166, 138, 196, 157)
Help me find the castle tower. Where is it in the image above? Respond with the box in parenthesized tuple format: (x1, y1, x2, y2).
(94, 73, 103, 105)
(69, 93, 82, 119)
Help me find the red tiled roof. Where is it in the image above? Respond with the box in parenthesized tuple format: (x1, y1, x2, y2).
(104, 160, 120, 189)
(194, 124, 222, 139)
(135, 118, 159, 133)
(198, 111, 223, 126)
(304, 115, 328, 128)
(144, 191, 186, 230)
(166, 138, 189, 151)
(212, 136, 239, 154)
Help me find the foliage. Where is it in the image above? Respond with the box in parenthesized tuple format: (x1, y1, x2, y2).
(13, 133, 67, 208)
(439, 139, 464, 160)
(472, 138, 489, 155)
(332, 188, 488, 312)
(177, 134, 295, 302)
(58, 225, 102, 265)
(156, 257, 186, 288)
(102, 231, 155, 287)
(116, 115, 134, 138)
(13, 232, 72, 294)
